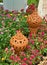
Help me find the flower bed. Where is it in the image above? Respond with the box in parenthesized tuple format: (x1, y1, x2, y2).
(0, 6, 47, 65)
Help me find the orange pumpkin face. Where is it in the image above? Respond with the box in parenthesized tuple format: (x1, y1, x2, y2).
(27, 11, 42, 28)
(10, 31, 28, 52)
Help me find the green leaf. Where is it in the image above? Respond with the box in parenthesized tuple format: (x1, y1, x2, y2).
(27, 0, 39, 7)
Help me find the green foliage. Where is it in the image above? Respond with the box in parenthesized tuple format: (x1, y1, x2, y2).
(27, 0, 39, 7)
(41, 48, 47, 56)
(0, 0, 3, 2)
(0, 12, 29, 49)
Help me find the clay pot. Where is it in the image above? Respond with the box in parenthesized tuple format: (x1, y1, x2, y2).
(10, 31, 28, 53)
(27, 11, 42, 35)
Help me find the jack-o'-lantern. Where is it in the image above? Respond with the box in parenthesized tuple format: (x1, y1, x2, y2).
(10, 31, 28, 53)
(27, 11, 42, 36)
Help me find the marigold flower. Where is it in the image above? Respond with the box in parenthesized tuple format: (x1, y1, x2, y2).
(10, 14, 13, 16)
(2, 58, 5, 61)
(24, 15, 28, 18)
(18, 14, 20, 16)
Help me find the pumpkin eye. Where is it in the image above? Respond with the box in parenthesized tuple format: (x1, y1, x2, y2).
(36, 22, 38, 23)
(33, 22, 35, 24)
(16, 47, 18, 49)
(20, 41, 22, 43)
(15, 40, 16, 42)
(13, 45, 14, 47)
(20, 47, 21, 49)
(24, 39, 25, 41)
(15, 40, 18, 44)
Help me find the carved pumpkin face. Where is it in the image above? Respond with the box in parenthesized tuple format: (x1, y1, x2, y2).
(27, 11, 42, 28)
(10, 31, 28, 52)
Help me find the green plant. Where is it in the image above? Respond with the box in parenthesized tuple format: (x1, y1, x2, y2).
(41, 48, 47, 56)
(27, 0, 39, 7)
(0, 0, 3, 2)
(0, 11, 29, 49)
